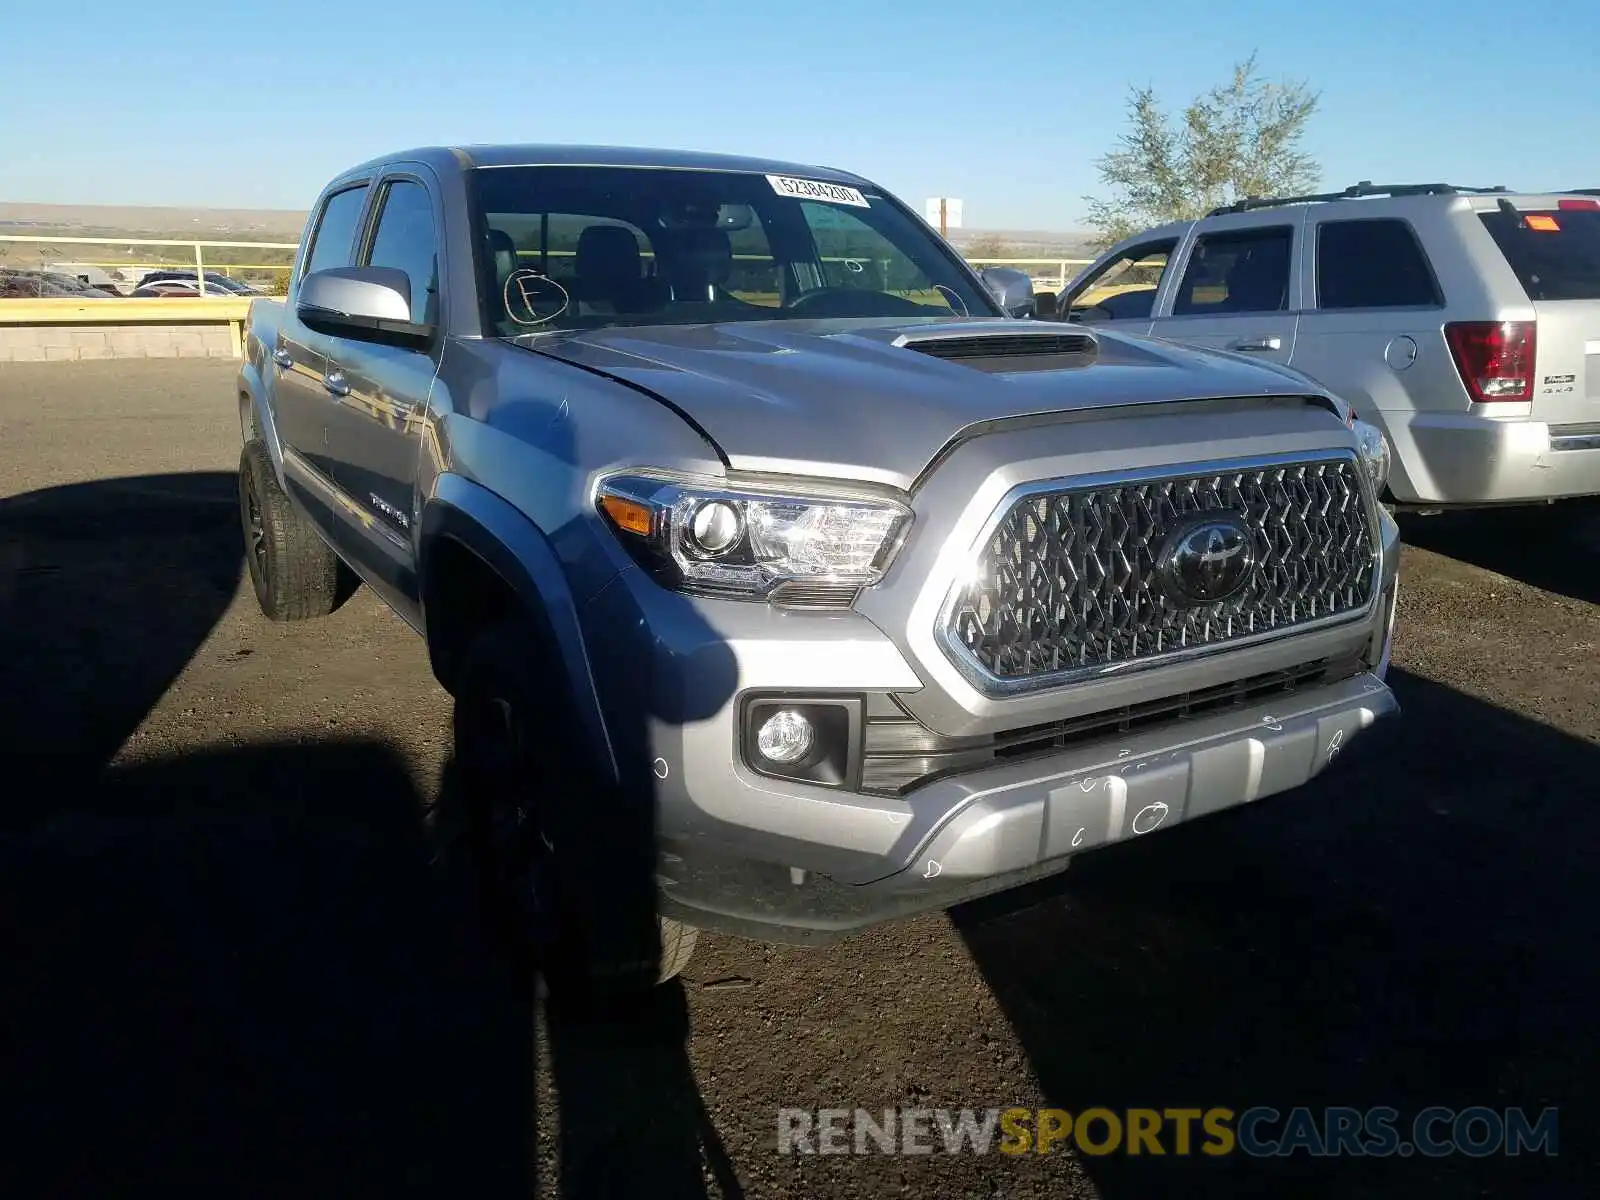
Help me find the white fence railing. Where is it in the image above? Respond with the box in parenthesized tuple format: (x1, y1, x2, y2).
(1, 233, 1096, 298)
(964, 258, 1094, 291)
(0, 234, 299, 297)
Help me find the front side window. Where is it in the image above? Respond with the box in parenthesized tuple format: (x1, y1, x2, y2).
(471, 166, 996, 334)
(1063, 240, 1176, 323)
(1172, 226, 1294, 316)
(301, 185, 369, 279)
(363, 179, 438, 324)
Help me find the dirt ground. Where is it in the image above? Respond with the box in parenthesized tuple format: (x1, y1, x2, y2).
(1, 360, 1595, 1198)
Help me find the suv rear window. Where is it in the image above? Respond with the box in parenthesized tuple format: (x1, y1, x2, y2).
(1478, 208, 1600, 301)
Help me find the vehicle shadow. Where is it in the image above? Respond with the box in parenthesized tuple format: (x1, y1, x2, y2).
(0, 469, 743, 1199)
(0, 471, 246, 816)
(954, 667, 1597, 1198)
(1396, 499, 1600, 605)
(0, 739, 535, 1196)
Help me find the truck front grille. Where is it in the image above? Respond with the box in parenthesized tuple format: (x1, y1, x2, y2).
(942, 452, 1378, 693)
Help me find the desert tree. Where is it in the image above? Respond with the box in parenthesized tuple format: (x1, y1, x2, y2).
(1083, 52, 1321, 247)
(964, 233, 1014, 260)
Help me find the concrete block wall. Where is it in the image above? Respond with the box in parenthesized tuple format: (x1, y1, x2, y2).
(0, 324, 236, 362)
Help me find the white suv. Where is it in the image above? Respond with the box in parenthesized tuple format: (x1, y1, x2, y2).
(1054, 183, 1600, 510)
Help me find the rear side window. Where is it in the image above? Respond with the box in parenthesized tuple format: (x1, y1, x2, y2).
(301, 185, 369, 278)
(1479, 208, 1600, 301)
(1316, 218, 1442, 309)
(1172, 226, 1293, 316)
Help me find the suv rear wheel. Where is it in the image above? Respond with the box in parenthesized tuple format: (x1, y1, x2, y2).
(451, 619, 697, 997)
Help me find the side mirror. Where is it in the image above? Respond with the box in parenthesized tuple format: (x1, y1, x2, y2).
(979, 266, 1037, 318)
(1033, 290, 1059, 320)
(297, 266, 433, 347)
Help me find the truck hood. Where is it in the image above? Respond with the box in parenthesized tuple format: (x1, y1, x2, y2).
(525, 318, 1331, 491)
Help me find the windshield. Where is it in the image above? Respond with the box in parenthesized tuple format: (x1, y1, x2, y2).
(469, 165, 996, 334)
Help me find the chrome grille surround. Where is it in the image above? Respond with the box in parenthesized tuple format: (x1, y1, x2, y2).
(936, 449, 1382, 696)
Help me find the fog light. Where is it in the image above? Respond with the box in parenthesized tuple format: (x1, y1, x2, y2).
(756, 709, 815, 765)
(742, 697, 860, 788)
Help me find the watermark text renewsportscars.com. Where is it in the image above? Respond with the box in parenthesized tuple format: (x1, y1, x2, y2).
(777, 1106, 1559, 1158)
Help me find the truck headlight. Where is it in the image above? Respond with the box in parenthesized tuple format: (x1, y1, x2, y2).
(595, 471, 911, 601)
(1352, 419, 1392, 494)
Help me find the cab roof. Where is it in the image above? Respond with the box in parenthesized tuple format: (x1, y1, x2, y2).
(336, 144, 873, 188)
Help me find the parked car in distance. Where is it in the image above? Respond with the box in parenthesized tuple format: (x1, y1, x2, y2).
(131, 280, 208, 298)
(137, 270, 268, 296)
(41, 262, 136, 294)
(0, 269, 119, 299)
(237, 144, 1402, 996)
(1054, 183, 1600, 511)
(131, 278, 260, 298)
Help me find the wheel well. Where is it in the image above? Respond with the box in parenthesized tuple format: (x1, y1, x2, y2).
(239, 390, 256, 441)
(422, 536, 523, 692)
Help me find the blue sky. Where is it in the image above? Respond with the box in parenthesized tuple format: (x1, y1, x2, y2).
(5, 0, 1598, 229)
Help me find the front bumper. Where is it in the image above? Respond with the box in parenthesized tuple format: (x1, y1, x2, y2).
(1381, 409, 1600, 506)
(652, 669, 1397, 944)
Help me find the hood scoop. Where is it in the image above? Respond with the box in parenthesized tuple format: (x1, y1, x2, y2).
(893, 328, 1098, 372)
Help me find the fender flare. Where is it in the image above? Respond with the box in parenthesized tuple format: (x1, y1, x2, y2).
(239, 360, 287, 484)
(419, 474, 620, 786)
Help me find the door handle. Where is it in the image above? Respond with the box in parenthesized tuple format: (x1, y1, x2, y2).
(272, 348, 293, 369)
(322, 370, 350, 397)
(1228, 335, 1282, 352)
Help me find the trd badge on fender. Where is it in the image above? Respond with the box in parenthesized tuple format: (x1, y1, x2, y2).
(1155, 511, 1255, 606)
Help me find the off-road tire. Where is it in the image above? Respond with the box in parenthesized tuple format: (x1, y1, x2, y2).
(238, 440, 350, 621)
(657, 914, 698, 983)
(451, 618, 696, 997)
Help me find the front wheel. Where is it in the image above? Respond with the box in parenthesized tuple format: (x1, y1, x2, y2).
(450, 618, 696, 995)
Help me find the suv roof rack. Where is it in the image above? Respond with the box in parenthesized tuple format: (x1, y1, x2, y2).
(1206, 181, 1510, 217)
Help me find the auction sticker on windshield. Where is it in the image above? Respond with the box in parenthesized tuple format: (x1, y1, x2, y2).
(766, 175, 870, 208)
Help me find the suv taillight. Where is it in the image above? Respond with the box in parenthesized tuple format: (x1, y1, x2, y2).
(1443, 321, 1536, 403)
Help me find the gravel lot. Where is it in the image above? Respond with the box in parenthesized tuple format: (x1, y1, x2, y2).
(1, 360, 1596, 1199)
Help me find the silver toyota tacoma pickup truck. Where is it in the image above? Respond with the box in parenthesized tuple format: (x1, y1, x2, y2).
(236, 144, 1402, 994)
